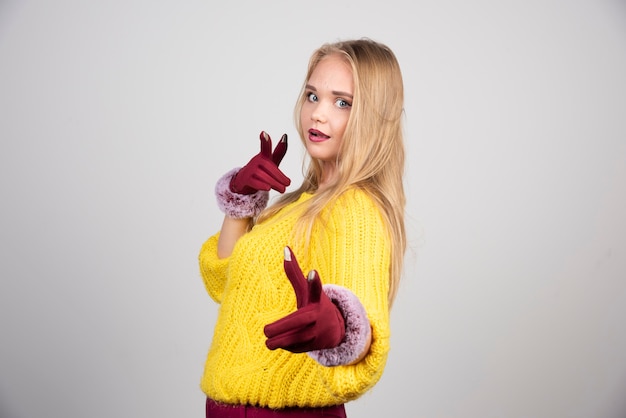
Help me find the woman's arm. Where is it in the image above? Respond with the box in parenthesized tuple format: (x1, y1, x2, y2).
(217, 216, 251, 259)
(214, 133, 290, 258)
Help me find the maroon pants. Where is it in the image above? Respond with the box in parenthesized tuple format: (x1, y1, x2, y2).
(206, 398, 347, 418)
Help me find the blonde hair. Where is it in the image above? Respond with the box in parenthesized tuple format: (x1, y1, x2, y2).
(257, 38, 406, 307)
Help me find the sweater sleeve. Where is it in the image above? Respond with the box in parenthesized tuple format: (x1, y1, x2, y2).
(198, 232, 229, 303)
(308, 189, 392, 401)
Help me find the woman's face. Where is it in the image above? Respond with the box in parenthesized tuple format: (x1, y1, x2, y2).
(300, 54, 354, 167)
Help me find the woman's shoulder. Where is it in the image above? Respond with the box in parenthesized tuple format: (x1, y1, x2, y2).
(336, 187, 378, 207)
(329, 187, 383, 221)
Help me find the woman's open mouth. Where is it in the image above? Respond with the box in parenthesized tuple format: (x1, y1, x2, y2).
(308, 129, 330, 142)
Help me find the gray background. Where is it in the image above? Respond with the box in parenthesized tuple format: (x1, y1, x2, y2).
(1, 1, 625, 417)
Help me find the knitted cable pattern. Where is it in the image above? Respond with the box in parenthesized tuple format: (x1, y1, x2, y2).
(198, 188, 391, 409)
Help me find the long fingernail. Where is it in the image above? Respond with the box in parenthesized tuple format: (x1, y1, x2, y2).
(307, 271, 316, 282)
(284, 247, 291, 261)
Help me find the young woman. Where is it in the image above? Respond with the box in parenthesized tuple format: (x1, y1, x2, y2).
(199, 38, 406, 417)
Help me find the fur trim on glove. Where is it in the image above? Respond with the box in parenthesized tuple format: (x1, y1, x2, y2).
(308, 284, 371, 367)
(215, 168, 269, 219)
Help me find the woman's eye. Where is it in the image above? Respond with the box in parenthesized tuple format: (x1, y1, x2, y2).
(336, 98, 351, 108)
(307, 92, 318, 102)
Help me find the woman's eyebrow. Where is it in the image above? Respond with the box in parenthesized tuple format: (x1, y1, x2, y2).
(305, 84, 353, 99)
(333, 91, 353, 99)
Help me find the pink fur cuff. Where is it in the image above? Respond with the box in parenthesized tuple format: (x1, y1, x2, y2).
(308, 284, 371, 367)
(214, 168, 269, 219)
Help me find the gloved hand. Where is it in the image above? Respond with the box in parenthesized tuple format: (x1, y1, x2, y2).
(230, 131, 291, 195)
(264, 247, 346, 353)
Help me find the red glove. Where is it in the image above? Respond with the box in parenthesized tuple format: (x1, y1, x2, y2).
(264, 247, 346, 353)
(230, 131, 291, 195)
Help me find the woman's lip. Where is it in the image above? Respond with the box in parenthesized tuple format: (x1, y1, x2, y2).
(308, 129, 330, 142)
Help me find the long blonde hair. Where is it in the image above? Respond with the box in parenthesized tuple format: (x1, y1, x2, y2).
(257, 38, 406, 307)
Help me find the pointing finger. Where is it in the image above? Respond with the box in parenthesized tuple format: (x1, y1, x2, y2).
(272, 134, 288, 166)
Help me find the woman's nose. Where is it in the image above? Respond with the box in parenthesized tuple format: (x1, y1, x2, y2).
(311, 105, 326, 123)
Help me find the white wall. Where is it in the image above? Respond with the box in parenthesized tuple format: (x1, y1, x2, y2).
(1, 1, 625, 417)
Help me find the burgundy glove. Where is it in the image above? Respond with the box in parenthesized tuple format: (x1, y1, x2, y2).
(230, 131, 291, 195)
(264, 247, 346, 353)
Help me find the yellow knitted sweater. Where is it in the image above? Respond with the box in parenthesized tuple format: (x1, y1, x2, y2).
(198, 188, 391, 408)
